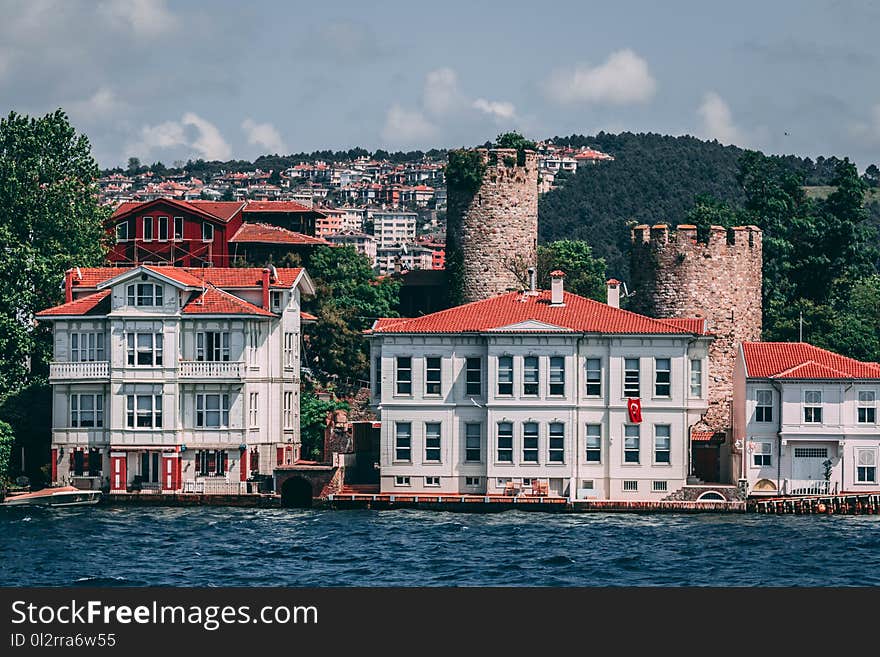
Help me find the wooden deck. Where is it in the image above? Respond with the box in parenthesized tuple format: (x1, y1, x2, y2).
(749, 492, 880, 515)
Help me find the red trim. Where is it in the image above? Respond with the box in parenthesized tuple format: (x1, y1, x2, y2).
(240, 449, 248, 482)
(276, 447, 284, 467)
(110, 455, 127, 491)
(262, 268, 270, 310)
(51, 448, 58, 483)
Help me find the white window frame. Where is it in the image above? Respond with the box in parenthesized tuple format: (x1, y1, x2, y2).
(858, 391, 876, 424)
(465, 357, 482, 396)
(395, 356, 412, 396)
(394, 422, 412, 462)
(497, 356, 513, 396)
(157, 216, 169, 241)
(856, 449, 877, 483)
(424, 476, 440, 487)
(654, 425, 671, 464)
(689, 359, 702, 397)
(270, 290, 283, 312)
(126, 283, 163, 307)
(522, 356, 539, 397)
(548, 422, 565, 463)
(624, 424, 640, 464)
(115, 221, 129, 241)
(654, 357, 671, 398)
(424, 422, 442, 463)
(394, 476, 411, 487)
(126, 394, 162, 429)
(283, 332, 296, 369)
(70, 393, 103, 428)
(196, 393, 230, 428)
(202, 221, 214, 242)
(173, 216, 184, 241)
(465, 476, 480, 487)
(142, 216, 154, 241)
(756, 389, 773, 423)
(248, 392, 258, 428)
(464, 423, 481, 463)
(752, 442, 772, 467)
(549, 357, 565, 397)
(623, 358, 640, 397)
(803, 390, 823, 424)
(425, 356, 442, 397)
(126, 332, 163, 367)
(283, 391, 293, 428)
(70, 332, 105, 362)
(623, 480, 638, 492)
(522, 422, 539, 463)
(585, 358, 602, 397)
(196, 331, 230, 362)
(496, 422, 513, 463)
(585, 424, 602, 463)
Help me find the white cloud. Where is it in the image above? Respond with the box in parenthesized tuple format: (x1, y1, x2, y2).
(544, 49, 657, 105)
(422, 68, 466, 116)
(127, 112, 231, 161)
(697, 92, 743, 145)
(242, 118, 287, 154)
(473, 98, 517, 121)
(67, 87, 125, 121)
(381, 104, 437, 146)
(99, 0, 177, 38)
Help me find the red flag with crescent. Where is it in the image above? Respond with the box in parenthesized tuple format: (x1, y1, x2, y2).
(627, 398, 642, 423)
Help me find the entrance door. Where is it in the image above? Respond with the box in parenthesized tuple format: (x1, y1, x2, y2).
(792, 446, 829, 492)
(693, 445, 720, 483)
(140, 452, 160, 487)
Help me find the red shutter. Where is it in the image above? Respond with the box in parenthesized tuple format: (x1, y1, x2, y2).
(222, 451, 229, 475)
(239, 450, 248, 482)
(69, 451, 75, 471)
(276, 447, 284, 466)
(51, 448, 58, 483)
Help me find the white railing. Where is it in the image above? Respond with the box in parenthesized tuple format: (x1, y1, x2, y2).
(178, 361, 245, 379)
(49, 361, 109, 379)
(183, 479, 248, 495)
(786, 479, 835, 496)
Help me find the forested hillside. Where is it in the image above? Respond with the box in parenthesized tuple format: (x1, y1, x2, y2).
(537, 132, 866, 277)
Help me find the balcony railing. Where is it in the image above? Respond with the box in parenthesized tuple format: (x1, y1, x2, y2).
(49, 361, 109, 380)
(785, 479, 836, 496)
(178, 361, 245, 379)
(183, 479, 248, 495)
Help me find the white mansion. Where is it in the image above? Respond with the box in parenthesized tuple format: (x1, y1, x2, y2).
(734, 342, 880, 496)
(37, 264, 315, 493)
(368, 274, 713, 500)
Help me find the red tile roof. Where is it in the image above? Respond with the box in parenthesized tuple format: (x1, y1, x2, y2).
(690, 430, 717, 442)
(244, 200, 323, 214)
(742, 342, 880, 379)
(369, 291, 703, 335)
(229, 223, 329, 245)
(658, 317, 711, 335)
(36, 290, 110, 317)
(111, 199, 245, 223)
(300, 311, 318, 322)
(69, 266, 305, 291)
(181, 286, 275, 317)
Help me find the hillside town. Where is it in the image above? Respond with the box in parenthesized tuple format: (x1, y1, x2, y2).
(28, 143, 880, 515)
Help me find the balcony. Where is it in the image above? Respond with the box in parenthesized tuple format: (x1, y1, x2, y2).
(785, 479, 837, 496)
(178, 360, 245, 380)
(49, 361, 109, 381)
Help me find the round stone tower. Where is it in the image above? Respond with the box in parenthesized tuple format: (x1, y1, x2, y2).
(629, 223, 763, 432)
(445, 147, 538, 304)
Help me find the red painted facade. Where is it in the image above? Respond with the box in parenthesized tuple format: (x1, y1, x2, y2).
(110, 455, 127, 491)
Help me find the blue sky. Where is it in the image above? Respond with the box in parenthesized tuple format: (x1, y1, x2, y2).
(2, 0, 879, 168)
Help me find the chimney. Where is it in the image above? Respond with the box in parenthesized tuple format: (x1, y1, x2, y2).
(606, 278, 621, 308)
(262, 268, 270, 309)
(527, 267, 537, 294)
(550, 270, 565, 306)
(64, 269, 74, 304)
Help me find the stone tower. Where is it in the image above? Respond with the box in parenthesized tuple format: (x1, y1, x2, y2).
(629, 223, 763, 432)
(445, 147, 538, 304)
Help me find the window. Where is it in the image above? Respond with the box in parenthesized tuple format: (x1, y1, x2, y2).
(624, 358, 640, 397)
(624, 425, 640, 463)
(196, 393, 230, 428)
(465, 357, 481, 396)
(655, 358, 671, 397)
(523, 422, 539, 462)
(549, 357, 565, 396)
(585, 424, 601, 462)
(753, 442, 772, 467)
(196, 332, 229, 362)
(394, 476, 410, 487)
(585, 358, 601, 396)
(794, 447, 828, 458)
(116, 222, 128, 241)
(70, 394, 103, 428)
(173, 216, 183, 240)
(756, 389, 773, 423)
(858, 391, 876, 423)
(157, 216, 168, 241)
(690, 359, 702, 397)
(196, 450, 227, 477)
(202, 222, 214, 241)
(857, 449, 877, 483)
(140, 452, 160, 483)
(623, 480, 638, 492)
(283, 391, 293, 428)
(425, 357, 441, 396)
(497, 422, 513, 462)
(247, 324, 261, 365)
(283, 332, 296, 368)
(465, 423, 481, 462)
(373, 356, 381, 395)
(143, 216, 153, 241)
(465, 476, 480, 487)
(126, 283, 163, 307)
(126, 333, 163, 366)
(270, 290, 283, 312)
(549, 423, 565, 463)
(804, 390, 822, 423)
(395, 422, 412, 461)
(425, 476, 440, 487)
(425, 423, 441, 462)
(70, 333, 104, 362)
(654, 425, 671, 464)
(395, 357, 412, 395)
(497, 356, 513, 396)
(653, 481, 668, 492)
(126, 394, 162, 428)
(249, 392, 258, 428)
(523, 357, 539, 396)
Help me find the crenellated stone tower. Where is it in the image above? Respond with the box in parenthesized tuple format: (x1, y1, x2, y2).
(445, 147, 538, 304)
(629, 223, 763, 433)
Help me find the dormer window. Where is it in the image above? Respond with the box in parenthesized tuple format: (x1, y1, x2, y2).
(270, 290, 283, 312)
(126, 283, 163, 307)
(202, 222, 214, 242)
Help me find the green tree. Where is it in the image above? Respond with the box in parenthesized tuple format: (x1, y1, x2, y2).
(862, 164, 879, 188)
(301, 246, 400, 382)
(126, 157, 141, 175)
(0, 382, 51, 485)
(0, 420, 13, 488)
(536, 240, 607, 301)
(299, 392, 349, 460)
(683, 195, 739, 242)
(0, 110, 108, 394)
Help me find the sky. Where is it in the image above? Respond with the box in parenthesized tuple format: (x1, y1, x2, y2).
(2, 0, 879, 169)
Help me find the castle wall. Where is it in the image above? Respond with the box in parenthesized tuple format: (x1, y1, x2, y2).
(629, 224, 763, 432)
(446, 148, 538, 303)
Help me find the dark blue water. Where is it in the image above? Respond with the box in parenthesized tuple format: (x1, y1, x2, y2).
(2, 507, 879, 586)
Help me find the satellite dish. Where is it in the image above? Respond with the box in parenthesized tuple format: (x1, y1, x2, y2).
(269, 264, 278, 281)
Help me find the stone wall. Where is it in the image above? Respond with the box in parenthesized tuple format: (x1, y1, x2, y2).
(445, 147, 538, 303)
(629, 223, 763, 432)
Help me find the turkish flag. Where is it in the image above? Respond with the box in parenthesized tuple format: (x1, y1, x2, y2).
(627, 398, 643, 423)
